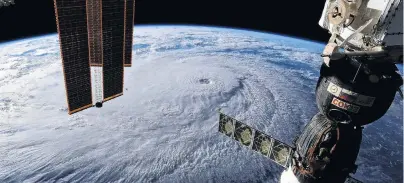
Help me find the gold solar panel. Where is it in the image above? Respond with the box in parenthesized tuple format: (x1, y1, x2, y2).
(219, 113, 235, 138)
(234, 120, 253, 147)
(53, 0, 93, 114)
(218, 111, 292, 168)
(252, 130, 272, 156)
(268, 139, 291, 167)
(124, 0, 135, 67)
(87, 0, 103, 67)
(102, 0, 125, 101)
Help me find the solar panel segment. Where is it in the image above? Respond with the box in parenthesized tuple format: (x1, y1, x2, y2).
(53, 0, 93, 114)
(218, 111, 293, 168)
(102, 0, 125, 101)
(345, 176, 362, 183)
(87, 0, 103, 67)
(124, 0, 135, 67)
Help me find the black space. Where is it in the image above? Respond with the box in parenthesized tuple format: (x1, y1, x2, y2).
(0, 0, 330, 44)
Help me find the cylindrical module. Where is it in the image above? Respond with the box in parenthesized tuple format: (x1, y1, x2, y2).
(315, 57, 402, 126)
(291, 113, 362, 183)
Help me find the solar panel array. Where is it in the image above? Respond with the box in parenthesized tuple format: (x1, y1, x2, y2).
(124, 0, 135, 67)
(87, 0, 103, 67)
(54, 0, 135, 114)
(54, 0, 93, 114)
(218, 112, 293, 168)
(102, 0, 125, 101)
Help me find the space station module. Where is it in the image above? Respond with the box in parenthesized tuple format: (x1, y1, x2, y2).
(218, 1, 403, 183)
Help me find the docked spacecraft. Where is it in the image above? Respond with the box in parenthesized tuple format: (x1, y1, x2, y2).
(218, 0, 403, 183)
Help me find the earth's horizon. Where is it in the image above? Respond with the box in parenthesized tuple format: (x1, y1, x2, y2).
(0, 25, 402, 183)
(0, 25, 327, 46)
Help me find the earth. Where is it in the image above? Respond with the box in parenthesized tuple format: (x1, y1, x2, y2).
(0, 25, 402, 183)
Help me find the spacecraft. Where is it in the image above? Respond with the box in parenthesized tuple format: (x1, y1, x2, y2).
(218, 0, 403, 183)
(218, 110, 363, 183)
(53, 0, 135, 114)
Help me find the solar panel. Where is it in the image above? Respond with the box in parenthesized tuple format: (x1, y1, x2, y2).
(102, 0, 125, 101)
(53, 0, 93, 114)
(218, 111, 293, 168)
(268, 139, 292, 167)
(234, 120, 254, 147)
(218, 113, 235, 138)
(345, 176, 362, 183)
(87, 0, 103, 67)
(124, 0, 135, 67)
(252, 130, 272, 156)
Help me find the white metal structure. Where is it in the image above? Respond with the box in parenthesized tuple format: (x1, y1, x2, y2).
(91, 67, 104, 105)
(319, 0, 403, 64)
